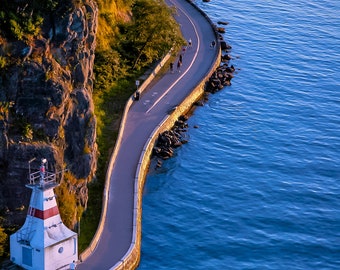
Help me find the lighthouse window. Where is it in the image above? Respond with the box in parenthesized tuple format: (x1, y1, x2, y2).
(58, 247, 64, 253)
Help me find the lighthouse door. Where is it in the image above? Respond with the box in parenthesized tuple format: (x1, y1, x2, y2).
(22, 246, 33, 267)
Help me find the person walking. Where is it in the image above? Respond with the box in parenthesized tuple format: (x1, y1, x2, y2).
(188, 38, 192, 48)
(170, 62, 174, 73)
(179, 54, 183, 63)
(70, 260, 77, 270)
(210, 40, 216, 49)
(177, 60, 182, 73)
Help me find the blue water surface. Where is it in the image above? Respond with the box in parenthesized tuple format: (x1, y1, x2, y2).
(139, 0, 340, 269)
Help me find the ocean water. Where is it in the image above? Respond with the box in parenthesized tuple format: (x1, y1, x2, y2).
(138, 0, 340, 269)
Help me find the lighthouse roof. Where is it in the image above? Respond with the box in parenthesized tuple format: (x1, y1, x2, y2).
(30, 222, 77, 248)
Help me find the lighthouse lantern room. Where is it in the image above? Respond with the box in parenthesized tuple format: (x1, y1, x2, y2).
(10, 158, 78, 270)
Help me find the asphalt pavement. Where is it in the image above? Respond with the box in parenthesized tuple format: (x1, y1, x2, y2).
(77, 0, 219, 269)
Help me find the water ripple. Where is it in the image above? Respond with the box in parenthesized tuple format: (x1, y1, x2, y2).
(140, 0, 340, 269)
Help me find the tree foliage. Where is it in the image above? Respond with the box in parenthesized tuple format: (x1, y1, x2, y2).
(0, 0, 64, 41)
(94, 0, 183, 93)
(55, 172, 85, 229)
(124, 0, 183, 70)
(92, 0, 184, 138)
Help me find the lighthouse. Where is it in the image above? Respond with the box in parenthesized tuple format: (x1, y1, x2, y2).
(10, 158, 78, 270)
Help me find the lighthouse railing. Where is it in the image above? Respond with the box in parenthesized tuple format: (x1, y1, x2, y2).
(29, 170, 57, 186)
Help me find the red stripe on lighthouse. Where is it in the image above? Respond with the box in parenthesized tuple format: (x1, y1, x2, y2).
(28, 206, 59, 220)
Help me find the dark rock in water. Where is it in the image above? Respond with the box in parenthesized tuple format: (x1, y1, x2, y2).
(205, 55, 236, 94)
(152, 115, 189, 165)
(222, 54, 232, 62)
(218, 21, 229, 25)
(220, 41, 232, 51)
(217, 27, 226, 33)
(220, 41, 227, 50)
(194, 100, 204, 106)
(173, 141, 182, 148)
(156, 159, 163, 168)
(179, 115, 188, 122)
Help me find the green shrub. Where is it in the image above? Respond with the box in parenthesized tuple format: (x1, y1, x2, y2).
(24, 16, 44, 37)
(0, 56, 7, 69)
(55, 172, 85, 229)
(9, 19, 24, 40)
(0, 226, 7, 257)
(23, 123, 33, 141)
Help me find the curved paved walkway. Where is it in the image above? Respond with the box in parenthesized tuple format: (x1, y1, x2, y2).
(77, 0, 218, 269)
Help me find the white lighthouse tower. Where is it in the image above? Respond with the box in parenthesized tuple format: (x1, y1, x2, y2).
(10, 158, 78, 270)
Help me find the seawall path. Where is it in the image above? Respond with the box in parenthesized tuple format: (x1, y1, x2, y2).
(77, 0, 221, 269)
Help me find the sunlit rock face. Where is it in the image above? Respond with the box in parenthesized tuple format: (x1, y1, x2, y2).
(0, 0, 98, 226)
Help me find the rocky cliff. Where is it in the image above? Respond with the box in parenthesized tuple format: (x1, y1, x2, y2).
(0, 0, 98, 227)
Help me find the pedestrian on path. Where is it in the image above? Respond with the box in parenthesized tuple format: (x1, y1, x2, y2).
(170, 62, 174, 73)
(210, 40, 216, 49)
(177, 60, 182, 73)
(188, 38, 192, 48)
(70, 260, 77, 270)
(179, 54, 183, 63)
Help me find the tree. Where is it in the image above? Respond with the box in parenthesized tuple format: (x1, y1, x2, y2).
(124, 0, 183, 70)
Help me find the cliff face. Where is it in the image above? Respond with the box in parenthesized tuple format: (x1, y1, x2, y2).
(0, 0, 98, 226)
